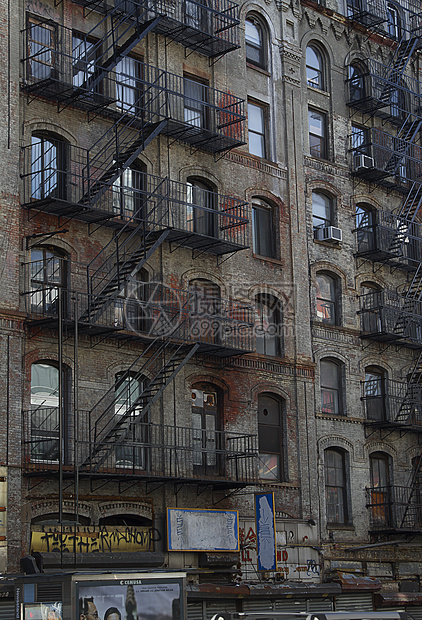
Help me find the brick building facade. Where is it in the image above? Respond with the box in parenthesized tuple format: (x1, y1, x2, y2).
(0, 0, 422, 616)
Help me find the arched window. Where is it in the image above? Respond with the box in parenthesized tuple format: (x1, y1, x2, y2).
(189, 279, 221, 344)
(252, 198, 275, 258)
(355, 204, 376, 254)
(316, 272, 338, 324)
(112, 160, 146, 220)
(306, 45, 324, 90)
(369, 452, 391, 526)
(245, 16, 266, 69)
(29, 246, 68, 317)
(325, 448, 348, 524)
(312, 191, 332, 231)
(364, 366, 387, 421)
(320, 358, 343, 415)
(255, 294, 283, 356)
(30, 361, 69, 463)
(186, 178, 216, 237)
(191, 383, 222, 476)
(31, 133, 67, 201)
(258, 393, 284, 481)
(348, 63, 365, 102)
(114, 372, 148, 469)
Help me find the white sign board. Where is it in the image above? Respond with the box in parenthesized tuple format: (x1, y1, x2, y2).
(167, 508, 239, 551)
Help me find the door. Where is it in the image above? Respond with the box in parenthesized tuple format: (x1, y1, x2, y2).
(370, 453, 391, 526)
(192, 384, 221, 477)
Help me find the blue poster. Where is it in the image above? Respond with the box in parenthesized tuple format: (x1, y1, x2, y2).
(254, 492, 277, 571)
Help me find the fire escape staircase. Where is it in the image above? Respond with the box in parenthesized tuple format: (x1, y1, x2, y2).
(383, 116, 422, 177)
(80, 190, 171, 326)
(379, 34, 421, 104)
(82, 337, 199, 473)
(69, 6, 163, 107)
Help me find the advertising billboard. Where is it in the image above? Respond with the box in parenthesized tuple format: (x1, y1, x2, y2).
(77, 577, 184, 620)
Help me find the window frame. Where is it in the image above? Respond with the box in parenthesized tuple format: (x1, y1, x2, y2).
(348, 63, 366, 103)
(316, 272, 339, 326)
(258, 392, 284, 481)
(186, 177, 217, 237)
(364, 366, 387, 421)
(252, 199, 275, 258)
(27, 16, 57, 81)
(308, 108, 328, 159)
(31, 133, 67, 202)
(306, 44, 324, 90)
(191, 382, 222, 476)
(245, 16, 266, 69)
(30, 361, 69, 464)
(255, 293, 283, 357)
(312, 191, 332, 231)
(183, 73, 210, 130)
(325, 448, 348, 525)
(29, 246, 68, 317)
(320, 357, 343, 415)
(248, 100, 268, 159)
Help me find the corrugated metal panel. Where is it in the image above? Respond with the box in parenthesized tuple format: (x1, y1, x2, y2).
(187, 602, 204, 620)
(274, 600, 307, 612)
(406, 606, 422, 620)
(0, 600, 15, 620)
(336, 592, 373, 611)
(306, 598, 334, 612)
(243, 599, 275, 612)
(206, 600, 237, 619)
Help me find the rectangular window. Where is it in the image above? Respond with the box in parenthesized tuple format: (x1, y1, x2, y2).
(115, 56, 142, 113)
(351, 124, 369, 154)
(248, 101, 267, 158)
(309, 109, 327, 158)
(27, 17, 56, 81)
(184, 76, 209, 129)
(72, 33, 97, 88)
(325, 449, 347, 524)
(252, 202, 274, 257)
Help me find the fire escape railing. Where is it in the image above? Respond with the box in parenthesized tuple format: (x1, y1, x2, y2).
(346, 57, 422, 120)
(359, 289, 422, 347)
(70, 0, 241, 58)
(362, 377, 422, 427)
(347, 0, 422, 38)
(366, 485, 422, 531)
(21, 267, 254, 354)
(22, 409, 259, 485)
(354, 210, 422, 270)
(350, 127, 422, 190)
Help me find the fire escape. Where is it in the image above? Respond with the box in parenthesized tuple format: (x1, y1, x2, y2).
(21, 0, 258, 488)
(348, 0, 422, 533)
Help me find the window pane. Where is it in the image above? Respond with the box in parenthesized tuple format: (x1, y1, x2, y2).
(252, 204, 273, 257)
(258, 394, 282, 480)
(306, 46, 322, 89)
(325, 449, 346, 523)
(309, 110, 326, 158)
(248, 103, 266, 158)
(312, 192, 331, 228)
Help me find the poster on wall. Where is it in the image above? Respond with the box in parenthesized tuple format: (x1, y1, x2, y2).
(23, 602, 62, 620)
(167, 508, 239, 551)
(254, 492, 277, 571)
(78, 578, 183, 620)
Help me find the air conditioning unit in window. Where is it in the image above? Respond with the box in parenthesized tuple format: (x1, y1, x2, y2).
(314, 226, 343, 242)
(354, 154, 375, 170)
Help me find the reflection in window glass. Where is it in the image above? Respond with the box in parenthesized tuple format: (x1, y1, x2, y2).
(248, 102, 266, 158)
(309, 109, 326, 158)
(306, 46, 323, 89)
(321, 359, 341, 414)
(252, 202, 273, 257)
(325, 449, 347, 523)
(246, 18, 265, 68)
(258, 394, 282, 480)
(312, 192, 331, 229)
(316, 273, 337, 324)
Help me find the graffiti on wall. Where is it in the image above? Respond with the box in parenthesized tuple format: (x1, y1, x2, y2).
(31, 525, 157, 553)
(239, 520, 321, 581)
